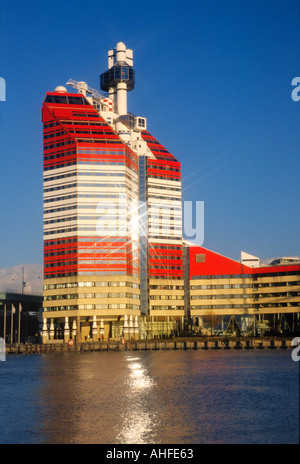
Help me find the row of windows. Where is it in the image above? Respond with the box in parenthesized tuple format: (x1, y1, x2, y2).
(254, 292, 300, 298)
(149, 235, 182, 241)
(45, 139, 125, 150)
(44, 171, 76, 182)
(44, 303, 140, 311)
(45, 271, 134, 278)
(68, 130, 114, 136)
(255, 302, 300, 308)
(61, 120, 107, 126)
(45, 257, 130, 267)
(44, 203, 142, 215)
(148, 184, 181, 192)
(44, 216, 76, 225)
(149, 295, 183, 300)
(149, 276, 183, 280)
(45, 292, 140, 301)
(44, 139, 75, 150)
(149, 285, 184, 290)
(77, 260, 127, 264)
(45, 226, 131, 235)
(45, 248, 127, 257)
(191, 274, 253, 280)
(191, 294, 253, 300)
(78, 149, 123, 155)
(45, 261, 76, 268)
(148, 195, 182, 202)
(72, 112, 99, 118)
(148, 166, 181, 173)
(44, 281, 139, 289)
(153, 154, 179, 162)
(45, 250, 76, 257)
(254, 281, 300, 288)
(144, 139, 163, 146)
(149, 226, 182, 232)
(44, 227, 77, 235)
(44, 130, 66, 140)
(44, 180, 126, 193)
(44, 95, 87, 105)
(44, 161, 77, 172)
(76, 161, 137, 174)
(191, 272, 300, 281)
(191, 304, 253, 310)
(148, 207, 182, 214)
(149, 305, 184, 310)
(44, 121, 59, 129)
(45, 217, 136, 228)
(149, 256, 183, 262)
(149, 148, 170, 155)
(149, 265, 182, 270)
(148, 175, 180, 182)
(191, 284, 253, 290)
(77, 138, 123, 144)
(44, 182, 76, 193)
(150, 245, 182, 251)
(44, 192, 125, 203)
(45, 237, 128, 246)
(44, 194, 76, 203)
(44, 238, 76, 246)
(253, 271, 300, 278)
(44, 164, 126, 175)
(44, 162, 77, 171)
(44, 151, 76, 161)
(44, 205, 76, 215)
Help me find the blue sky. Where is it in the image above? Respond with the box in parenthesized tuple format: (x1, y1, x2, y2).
(0, 0, 299, 269)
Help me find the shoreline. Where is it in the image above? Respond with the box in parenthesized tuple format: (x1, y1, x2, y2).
(3, 336, 296, 354)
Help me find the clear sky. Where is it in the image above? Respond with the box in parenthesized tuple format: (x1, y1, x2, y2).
(0, 0, 299, 269)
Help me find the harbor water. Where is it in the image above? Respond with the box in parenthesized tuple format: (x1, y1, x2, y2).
(0, 350, 299, 444)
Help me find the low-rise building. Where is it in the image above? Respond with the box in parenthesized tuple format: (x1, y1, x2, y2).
(189, 246, 300, 336)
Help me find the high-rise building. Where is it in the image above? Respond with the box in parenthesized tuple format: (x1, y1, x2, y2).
(42, 42, 185, 342)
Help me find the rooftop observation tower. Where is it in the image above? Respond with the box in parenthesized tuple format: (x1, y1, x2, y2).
(100, 42, 135, 116)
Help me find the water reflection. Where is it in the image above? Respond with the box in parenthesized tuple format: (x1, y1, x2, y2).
(126, 356, 155, 391)
(116, 355, 158, 444)
(3, 350, 296, 444)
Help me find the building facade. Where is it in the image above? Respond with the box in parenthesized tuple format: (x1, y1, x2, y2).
(42, 42, 185, 342)
(41, 42, 300, 342)
(189, 245, 300, 336)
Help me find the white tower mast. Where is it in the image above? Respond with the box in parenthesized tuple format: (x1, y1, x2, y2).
(100, 42, 134, 116)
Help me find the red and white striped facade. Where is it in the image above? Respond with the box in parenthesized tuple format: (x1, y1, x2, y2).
(140, 132, 185, 316)
(42, 43, 185, 342)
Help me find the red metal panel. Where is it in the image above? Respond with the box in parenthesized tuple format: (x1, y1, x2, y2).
(253, 264, 300, 275)
(189, 246, 253, 277)
(189, 245, 300, 278)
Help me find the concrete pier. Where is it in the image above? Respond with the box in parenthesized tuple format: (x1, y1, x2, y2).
(4, 337, 296, 355)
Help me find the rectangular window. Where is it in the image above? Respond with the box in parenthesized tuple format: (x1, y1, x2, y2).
(195, 254, 205, 263)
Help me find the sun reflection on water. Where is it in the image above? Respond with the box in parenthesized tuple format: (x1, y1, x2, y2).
(116, 356, 159, 444)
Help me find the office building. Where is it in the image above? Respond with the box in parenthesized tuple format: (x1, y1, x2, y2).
(189, 245, 300, 336)
(42, 42, 184, 342)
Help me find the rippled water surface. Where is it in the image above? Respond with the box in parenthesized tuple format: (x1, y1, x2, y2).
(0, 350, 299, 444)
